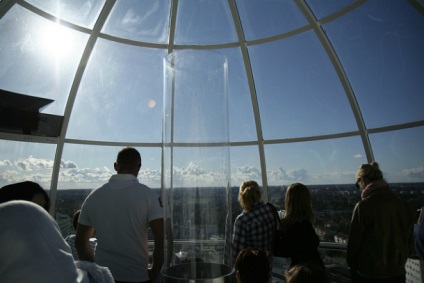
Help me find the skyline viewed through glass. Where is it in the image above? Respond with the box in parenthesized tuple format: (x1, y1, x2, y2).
(0, 1, 423, 203)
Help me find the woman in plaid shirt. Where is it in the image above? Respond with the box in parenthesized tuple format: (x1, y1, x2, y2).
(231, 180, 278, 273)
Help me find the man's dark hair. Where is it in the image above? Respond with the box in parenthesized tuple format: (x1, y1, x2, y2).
(235, 248, 270, 283)
(0, 181, 50, 211)
(116, 147, 141, 172)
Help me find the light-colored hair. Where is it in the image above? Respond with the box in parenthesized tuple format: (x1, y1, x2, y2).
(283, 183, 314, 227)
(238, 180, 261, 212)
(355, 161, 383, 182)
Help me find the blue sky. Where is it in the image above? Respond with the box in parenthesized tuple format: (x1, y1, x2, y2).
(0, 0, 423, 191)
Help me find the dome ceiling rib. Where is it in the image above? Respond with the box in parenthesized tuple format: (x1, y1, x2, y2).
(50, 0, 116, 213)
(296, 0, 374, 163)
(0, 0, 423, 197)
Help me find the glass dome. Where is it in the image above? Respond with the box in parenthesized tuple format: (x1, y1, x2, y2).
(1, 0, 424, 278)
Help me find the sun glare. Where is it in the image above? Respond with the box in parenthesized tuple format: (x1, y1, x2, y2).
(40, 23, 74, 58)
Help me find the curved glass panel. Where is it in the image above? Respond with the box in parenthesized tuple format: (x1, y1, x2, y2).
(25, 0, 105, 28)
(174, 0, 237, 45)
(305, 0, 356, 20)
(324, 0, 424, 128)
(66, 39, 166, 142)
(101, 0, 171, 44)
(170, 147, 230, 188)
(230, 145, 262, 187)
(236, 0, 308, 41)
(164, 50, 229, 144)
(264, 136, 367, 186)
(0, 6, 89, 115)
(222, 48, 256, 142)
(249, 31, 358, 140)
(369, 126, 424, 183)
(0, 140, 56, 190)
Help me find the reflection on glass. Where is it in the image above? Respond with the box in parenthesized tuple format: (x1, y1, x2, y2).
(102, 0, 171, 44)
(163, 50, 233, 278)
(175, 0, 237, 45)
(67, 39, 166, 142)
(0, 6, 88, 115)
(25, 0, 105, 28)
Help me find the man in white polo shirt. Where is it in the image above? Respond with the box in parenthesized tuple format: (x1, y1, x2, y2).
(76, 147, 164, 283)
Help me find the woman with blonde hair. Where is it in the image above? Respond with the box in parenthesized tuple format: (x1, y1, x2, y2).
(231, 180, 278, 275)
(280, 183, 324, 269)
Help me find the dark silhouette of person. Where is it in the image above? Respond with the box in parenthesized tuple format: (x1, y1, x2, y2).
(76, 147, 164, 283)
(234, 248, 270, 283)
(347, 162, 414, 283)
(0, 181, 50, 211)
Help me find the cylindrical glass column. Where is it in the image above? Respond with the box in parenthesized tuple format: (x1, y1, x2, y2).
(162, 50, 233, 282)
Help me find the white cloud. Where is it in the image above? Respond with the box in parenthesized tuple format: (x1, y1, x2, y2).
(0, 160, 13, 166)
(61, 160, 77, 168)
(402, 167, 424, 179)
(354, 154, 363, 159)
(232, 166, 262, 184)
(14, 156, 54, 171)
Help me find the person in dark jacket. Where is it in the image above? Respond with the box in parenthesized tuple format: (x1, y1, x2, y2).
(280, 183, 324, 269)
(347, 162, 414, 283)
(415, 206, 424, 260)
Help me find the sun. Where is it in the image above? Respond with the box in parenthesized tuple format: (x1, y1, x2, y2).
(40, 23, 74, 58)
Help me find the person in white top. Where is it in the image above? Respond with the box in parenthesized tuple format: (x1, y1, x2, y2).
(76, 147, 164, 283)
(0, 200, 83, 283)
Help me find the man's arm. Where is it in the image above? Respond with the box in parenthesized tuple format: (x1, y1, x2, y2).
(149, 217, 165, 282)
(75, 223, 95, 262)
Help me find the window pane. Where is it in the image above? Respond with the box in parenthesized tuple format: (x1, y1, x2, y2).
(305, 0, 356, 20)
(102, 0, 171, 44)
(26, 0, 105, 28)
(66, 40, 165, 142)
(0, 6, 88, 115)
(175, 0, 237, 45)
(0, 140, 56, 190)
(230, 145, 262, 187)
(236, 0, 308, 41)
(324, 1, 424, 128)
(264, 136, 367, 186)
(370, 126, 424, 183)
(249, 31, 358, 139)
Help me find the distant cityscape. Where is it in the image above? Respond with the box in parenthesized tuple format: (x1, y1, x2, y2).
(54, 182, 424, 243)
(53, 183, 424, 282)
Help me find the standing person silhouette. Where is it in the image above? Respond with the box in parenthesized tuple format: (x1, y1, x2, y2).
(76, 147, 164, 283)
(347, 162, 414, 283)
(231, 180, 278, 282)
(279, 183, 324, 270)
